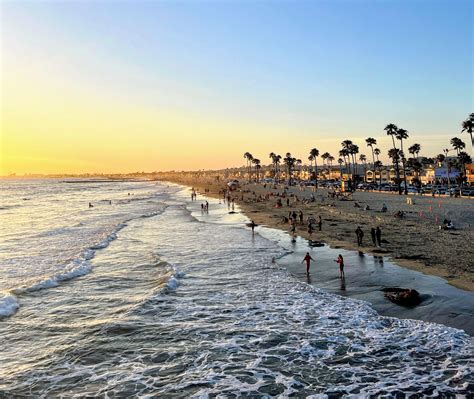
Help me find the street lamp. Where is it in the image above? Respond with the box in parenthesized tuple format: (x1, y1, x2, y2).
(443, 148, 451, 196)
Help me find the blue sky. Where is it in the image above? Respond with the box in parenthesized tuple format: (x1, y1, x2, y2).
(2, 0, 473, 172)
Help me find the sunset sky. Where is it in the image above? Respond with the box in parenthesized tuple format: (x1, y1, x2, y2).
(1, 1, 472, 175)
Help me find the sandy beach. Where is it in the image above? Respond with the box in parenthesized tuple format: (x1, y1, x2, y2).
(162, 176, 474, 292)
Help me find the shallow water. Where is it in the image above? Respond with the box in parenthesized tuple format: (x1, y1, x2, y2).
(0, 180, 473, 396)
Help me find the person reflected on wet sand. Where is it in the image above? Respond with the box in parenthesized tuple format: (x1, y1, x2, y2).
(340, 276, 346, 291)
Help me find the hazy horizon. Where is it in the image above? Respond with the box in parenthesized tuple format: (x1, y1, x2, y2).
(1, 0, 472, 175)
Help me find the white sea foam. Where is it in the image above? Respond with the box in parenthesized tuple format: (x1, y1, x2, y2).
(0, 293, 20, 318)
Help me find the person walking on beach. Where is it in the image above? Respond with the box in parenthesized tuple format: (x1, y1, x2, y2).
(335, 254, 345, 278)
(370, 228, 376, 246)
(355, 226, 364, 246)
(302, 252, 315, 274)
(299, 210, 303, 224)
(376, 226, 382, 247)
(250, 220, 257, 235)
(317, 216, 322, 231)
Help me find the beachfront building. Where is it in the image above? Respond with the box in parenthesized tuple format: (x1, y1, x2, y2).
(466, 164, 474, 186)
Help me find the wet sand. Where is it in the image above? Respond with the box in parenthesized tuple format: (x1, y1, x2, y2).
(163, 176, 474, 292)
(182, 185, 474, 336)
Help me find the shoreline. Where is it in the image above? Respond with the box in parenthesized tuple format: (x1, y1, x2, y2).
(163, 177, 474, 292)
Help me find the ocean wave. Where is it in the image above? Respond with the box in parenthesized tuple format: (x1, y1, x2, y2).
(12, 224, 126, 297)
(0, 293, 19, 318)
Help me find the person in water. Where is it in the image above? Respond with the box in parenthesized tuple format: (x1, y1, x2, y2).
(250, 220, 257, 235)
(335, 254, 345, 278)
(302, 252, 315, 274)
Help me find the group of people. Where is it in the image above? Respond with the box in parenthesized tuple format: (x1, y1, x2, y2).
(355, 226, 382, 247)
(302, 252, 345, 279)
(201, 201, 209, 213)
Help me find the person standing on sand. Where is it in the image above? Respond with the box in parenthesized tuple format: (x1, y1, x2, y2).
(370, 228, 376, 246)
(299, 210, 303, 224)
(334, 254, 345, 278)
(356, 226, 364, 246)
(302, 252, 315, 274)
(376, 226, 382, 247)
(286, 198, 290, 207)
(317, 216, 322, 231)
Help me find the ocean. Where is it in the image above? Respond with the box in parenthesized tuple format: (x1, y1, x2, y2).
(0, 179, 472, 397)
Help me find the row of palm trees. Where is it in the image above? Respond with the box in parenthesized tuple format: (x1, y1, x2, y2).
(243, 113, 473, 193)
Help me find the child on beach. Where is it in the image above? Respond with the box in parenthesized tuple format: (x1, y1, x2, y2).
(302, 252, 314, 274)
(335, 254, 345, 278)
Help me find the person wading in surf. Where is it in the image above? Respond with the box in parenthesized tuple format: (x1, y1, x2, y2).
(302, 252, 315, 275)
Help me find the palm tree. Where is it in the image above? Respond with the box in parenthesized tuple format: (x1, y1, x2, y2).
(461, 113, 474, 146)
(374, 148, 381, 162)
(408, 143, 421, 159)
(243, 152, 253, 182)
(366, 137, 377, 184)
(385, 123, 399, 149)
(296, 159, 302, 180)
(309, 148, 319, 185)
(374, 160, 383, 188)
(321, 152, 330, 178)
(359, 154, 367, 183)
(385, 124, 401, 194)
(337, 158, 344, 179)
(328, 155, 335, 178)
(275, 154, 281, 181)
(269, 152, 276, 177)
(341, 140, 353, 174)
(396, 128, 409, 195)
(339, 149, 349, 177)
(450, 137, 465, 155)
(349, 144, 359, 178)
(308, 155, 314, 178)
(458, 151, 471, 185)
(252, 158, 261, 182)
(284, 152, 296, 185)
(388, 148, 402, 193)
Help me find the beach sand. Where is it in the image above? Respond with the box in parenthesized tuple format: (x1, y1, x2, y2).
(163, 176, 474, 292)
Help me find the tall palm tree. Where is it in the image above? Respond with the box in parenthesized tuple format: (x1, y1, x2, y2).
(385, 124, 399, 149)
(309, 148, 319, 185)
(385, 124, 401, 194)
(339, 149, 349, 176)
(461, 112, 474, 146)
(349, 144, 359, 178)
(396, 128, 409, 195)
(341, 140, 353, 174)
(243, 152, 253, 182)
(366, 137, 377, 184)
(308, 155, 314, 178)
(296, 159, 302, 179)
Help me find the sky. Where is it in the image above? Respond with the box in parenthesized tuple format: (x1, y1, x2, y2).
(1, 0, 473, 175)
